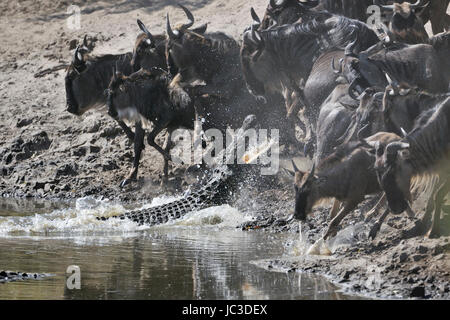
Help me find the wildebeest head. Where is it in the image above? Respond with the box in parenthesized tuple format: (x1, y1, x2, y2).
(374, 139, 412, 214)
(260, 0, 320, 29)
(379, 0, 430, 44)
(131, 20, 169, 73)
(65, 36, 92, 115)
(166, 5, 228, 84)
(240, 25, 270, 100)
(292, 161, 319, 220)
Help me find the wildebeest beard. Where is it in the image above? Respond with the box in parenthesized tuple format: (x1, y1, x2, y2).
(65, 53, 133, 115)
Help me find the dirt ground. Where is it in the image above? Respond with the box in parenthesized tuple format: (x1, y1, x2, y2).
(0, 0, 449, 299)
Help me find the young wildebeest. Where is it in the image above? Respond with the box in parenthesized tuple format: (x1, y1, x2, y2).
(293, 132, 404, 240)
(376, 0, 430, 44)
(106, 68, 196, 181)
(375, 97, 450, 238)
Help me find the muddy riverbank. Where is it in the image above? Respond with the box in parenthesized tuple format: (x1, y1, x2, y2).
(1, 0, 449, 299)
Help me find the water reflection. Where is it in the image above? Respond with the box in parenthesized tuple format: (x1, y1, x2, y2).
(0, 199, 361, 300)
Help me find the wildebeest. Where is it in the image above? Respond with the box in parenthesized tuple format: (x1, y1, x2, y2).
(106, 68, 196, 181)
(340, 35, 450, 98)
(418, 0, 450, 34)
(241, 13, 379, 155)
(131, 19, 171, 73)
(376, 0, 430, 44)
(292, 131, 403, 239)
(258, 0, 375, 30)
(165, 5, 299, 151)
(374, 96, 450, 238)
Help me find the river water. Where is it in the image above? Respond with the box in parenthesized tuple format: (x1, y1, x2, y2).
(0, 197, 359, 300)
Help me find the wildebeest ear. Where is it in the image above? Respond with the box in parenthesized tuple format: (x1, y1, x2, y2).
(192, 23, 207, 34)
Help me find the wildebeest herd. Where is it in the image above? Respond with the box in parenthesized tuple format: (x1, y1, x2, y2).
(65, 0, 450, 240)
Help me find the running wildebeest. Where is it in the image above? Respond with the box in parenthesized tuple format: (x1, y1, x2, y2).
(292, 131, 405, 239)
(106, 68, 196, 181)
(374, 96, 450, 238)
(241, 13, 379, 155)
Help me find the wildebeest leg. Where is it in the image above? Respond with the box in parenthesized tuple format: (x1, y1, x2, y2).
(365, 193, 386, 222)
(116, 120, 135, 141)
(427, 177, 450, 238)
(162, 130, 174, 183)
(329, 200, 341, 219)
(324, 200, 359, 239)
(368, 208, 390, 240)
(147, 126, 172, 169)
(120, 122, 145, 188)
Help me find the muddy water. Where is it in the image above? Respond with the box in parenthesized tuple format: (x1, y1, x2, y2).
(0, 197, 359, 300)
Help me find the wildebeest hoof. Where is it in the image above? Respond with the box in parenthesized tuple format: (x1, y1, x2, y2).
(426, 227, 440, 239)
(119, 177, 135, 188)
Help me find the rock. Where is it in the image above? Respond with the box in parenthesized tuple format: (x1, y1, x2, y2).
(72, 146, 87, 157)
(102, 160, 119, 171)
(409, 265, 421, 274)
(100, 126, 122, 138)
(90, 145, 101, 153)
(16, 118, 33, 128)
(412, 254, 427, 262)
(56, 164, 78, 177)
(410, 285, 425, 298)
(417, 245, 428, 254)
(399, 252, 409, 263)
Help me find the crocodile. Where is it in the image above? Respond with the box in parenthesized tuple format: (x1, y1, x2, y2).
(96, 115, 258, 226)
(0, 270, 51, 283)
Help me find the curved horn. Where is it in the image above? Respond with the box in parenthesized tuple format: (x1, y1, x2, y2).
(380, 4, 395, 10)
(331, 57, 342, 74)
(178, 4, 194, 30)
(83, 35, 88, 47)
(348, 78, 362, 100)
(299, 0, 319, 8)
(250, 7, 261, 24)
(270, 0, 286, 9)
(410, 0, 427, 9)
(306, 163, 316, 182)
(291, 160, 301, 173)
(251, 25, 263, 44)
(345, 36, 358, 57)
(137, 19, 155, 44)
(166, 13, 178, 40)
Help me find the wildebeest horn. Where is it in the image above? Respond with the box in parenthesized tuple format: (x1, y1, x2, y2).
(250, 25, 263, 44)
(331, 57, 343, 74)
(166, 13, 178, 40)
(345, 35, 358, 57)
(291, 160, 301, 173)
(348, 78, 362, 100)
(306, 163, 316, 182)
(410, 0, 427, 9)
(298, 0, 319, 8)
(400, 127, 408, 138)
(385, 141, 410, 157)
(137, 19, 155, 44)
(270, 0, 286, 9)
(83, 35, 88, 47)
(250, 7, 261, 24)
(178, 4, 194, 30)
(73, 46, 83, 65)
